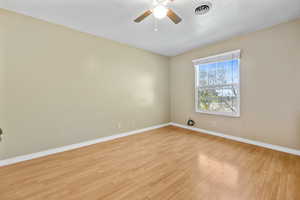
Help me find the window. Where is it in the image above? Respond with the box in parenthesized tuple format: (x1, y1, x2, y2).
(193, 50, 240, 117)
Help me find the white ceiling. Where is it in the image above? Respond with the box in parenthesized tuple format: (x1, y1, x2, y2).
(1, 0, 300, 56)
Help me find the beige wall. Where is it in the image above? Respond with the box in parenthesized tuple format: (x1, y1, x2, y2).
(170, 18, 300, 150)
(0, 9, 170, 160)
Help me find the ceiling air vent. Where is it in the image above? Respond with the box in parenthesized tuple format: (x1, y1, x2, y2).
(195, 2, 212, 15)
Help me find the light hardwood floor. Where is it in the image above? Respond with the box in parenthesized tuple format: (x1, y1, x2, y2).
(0, 126, 300, 200)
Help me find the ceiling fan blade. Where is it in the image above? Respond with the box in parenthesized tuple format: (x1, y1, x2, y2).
(134, 10, 152, 23)
(167, 9, 182, 24)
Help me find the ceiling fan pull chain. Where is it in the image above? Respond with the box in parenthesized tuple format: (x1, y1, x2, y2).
(154, 17, 158, 31)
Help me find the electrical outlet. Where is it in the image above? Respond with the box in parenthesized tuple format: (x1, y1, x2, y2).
(117, 122, 121, 129)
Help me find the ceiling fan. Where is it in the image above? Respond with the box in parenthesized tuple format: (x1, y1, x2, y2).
(134, 0, 182, 24)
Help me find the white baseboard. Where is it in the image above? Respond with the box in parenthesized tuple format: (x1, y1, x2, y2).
(0, 123, 171, 167)
(170, 122, 300, 156)
(2, 122, 298, 167)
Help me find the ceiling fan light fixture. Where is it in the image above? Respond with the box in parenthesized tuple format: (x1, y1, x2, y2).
(134, 0, 181, 24)
(153, 5, 168, 19)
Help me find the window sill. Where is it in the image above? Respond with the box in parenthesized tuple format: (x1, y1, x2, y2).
(195, 110, 240, 118)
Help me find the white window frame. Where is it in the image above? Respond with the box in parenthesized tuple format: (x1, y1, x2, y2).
(193, 50, 241, 117)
